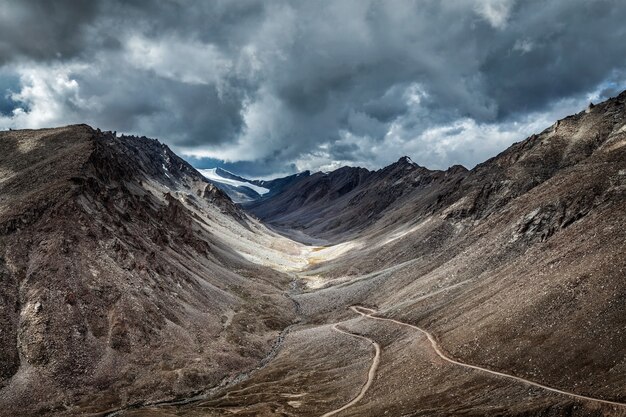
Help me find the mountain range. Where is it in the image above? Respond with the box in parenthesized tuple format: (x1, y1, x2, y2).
(199, 167, 309, 204)
(0, 91, 625, 416)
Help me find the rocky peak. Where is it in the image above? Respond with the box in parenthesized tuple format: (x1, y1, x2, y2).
(397, 155, 417, 166)
(377, 155, 432, 181)
(446, 164, 469, 176)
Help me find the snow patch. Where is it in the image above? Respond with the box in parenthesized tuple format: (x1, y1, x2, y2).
(404, 156, 417, 166)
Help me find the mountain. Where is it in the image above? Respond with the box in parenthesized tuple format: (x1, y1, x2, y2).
(198, 167, 270, 203)
(198, 167, 310, 203)
(252, 170, 312, 197)
(203, 91, 625, 416)
(0, 126, 305, 415)
(245, 156, 468, 242)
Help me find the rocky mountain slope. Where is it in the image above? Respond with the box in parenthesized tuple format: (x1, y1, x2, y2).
(0, 126, 306, 416)
(244, 157, 465, 242)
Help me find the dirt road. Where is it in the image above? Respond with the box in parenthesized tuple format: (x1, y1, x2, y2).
(321, 324, 381, 417)
(351, 306, 626, 410)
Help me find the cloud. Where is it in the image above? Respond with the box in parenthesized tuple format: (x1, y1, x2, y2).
(474, 0, 516, 29)
(0, 0, 626, 177)
(124, 35, 233, 86)
(0, 63, 90, 128)
(512, 39, 534, 54)
(0, 1, 104, 64)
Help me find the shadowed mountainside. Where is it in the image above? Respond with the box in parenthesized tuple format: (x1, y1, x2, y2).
(244, 157, 465, 242)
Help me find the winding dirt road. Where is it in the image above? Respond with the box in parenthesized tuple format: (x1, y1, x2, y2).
(321, 324, 381, 417)
(351, 306, 626, 409)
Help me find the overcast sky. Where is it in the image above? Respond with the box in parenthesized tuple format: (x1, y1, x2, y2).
(1, 1, 625, 177)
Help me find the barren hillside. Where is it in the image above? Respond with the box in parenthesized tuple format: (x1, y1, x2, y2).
(0, 126, 305, 415)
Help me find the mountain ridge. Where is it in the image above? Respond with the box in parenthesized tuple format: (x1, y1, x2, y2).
(0, 125, 305, 415)
(200, 167, 310, 203)
(245, 91, 626, 243)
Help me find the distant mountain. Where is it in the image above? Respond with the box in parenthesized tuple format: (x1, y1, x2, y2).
(198, 167, 270, 203)
(253, 170, 312, 197)
(199, 167, 311, 203)
(245, 155, 468, 241)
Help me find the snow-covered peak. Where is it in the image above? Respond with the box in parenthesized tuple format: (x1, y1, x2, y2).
(198, 168, 270, 195)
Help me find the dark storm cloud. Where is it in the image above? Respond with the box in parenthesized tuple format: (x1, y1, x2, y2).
(0, 1, 103, 64)
(73, 66, 247, 146)
(481, 0, 626, 119)
(1, 0, 626, 175)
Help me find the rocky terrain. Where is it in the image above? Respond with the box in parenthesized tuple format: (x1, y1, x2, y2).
(244, 157, 457, 242)
(180, 91, 625, 416)
(0, 91, 625, 417)
(0, 126, 307, 415)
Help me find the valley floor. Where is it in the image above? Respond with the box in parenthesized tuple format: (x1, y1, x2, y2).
(100, 235, 626, 417)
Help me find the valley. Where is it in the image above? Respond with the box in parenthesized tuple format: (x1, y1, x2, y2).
(102, 232, 626, 417)
(0, 92, 625, 417)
